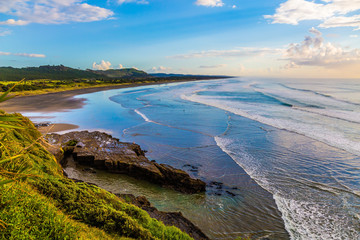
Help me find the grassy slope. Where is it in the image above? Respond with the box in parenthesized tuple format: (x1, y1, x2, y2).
(0, 66, 148, 81)
(0, 112, 193, 240)
(2, 80, 164, 97)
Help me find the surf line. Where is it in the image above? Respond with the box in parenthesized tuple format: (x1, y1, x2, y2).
(134, 108, 213, 138)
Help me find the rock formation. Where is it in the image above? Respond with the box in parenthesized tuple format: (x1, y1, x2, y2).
(116, 193, 209, 240)
(46, 131, 206, 194)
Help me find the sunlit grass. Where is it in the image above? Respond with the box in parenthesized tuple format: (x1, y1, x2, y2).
(0, 111, 194, 239)
(0, 79, 179, 96)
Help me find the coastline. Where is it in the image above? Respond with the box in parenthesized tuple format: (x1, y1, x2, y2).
(0, 77, 290, 239)
(37, 123, 79, 134)
(0, 79, 215, 113)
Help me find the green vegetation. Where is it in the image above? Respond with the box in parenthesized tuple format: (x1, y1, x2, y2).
(65, 139, 78, 147)
(0, 65, 228, 96)
(0, 65, 148, 81)
(0, 111, 193, 240)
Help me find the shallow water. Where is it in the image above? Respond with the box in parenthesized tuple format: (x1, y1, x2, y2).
(25, 78, 360, 239)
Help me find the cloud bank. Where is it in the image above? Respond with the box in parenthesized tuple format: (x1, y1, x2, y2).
(169, 27, 360, 71)
(0, 0, 114, 26)
(284, 28, 360, 68)
(265, 0, 360, 30)
(169, 47, 283, 59)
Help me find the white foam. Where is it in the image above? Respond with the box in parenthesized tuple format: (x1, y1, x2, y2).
(134, 109, 153, 123)
(273, 195, 360, 240)
(294, 107, 360, 124)
(214, 135, 360, 240)
(255, 86, 359, 111)
(182, 94, 360, 156)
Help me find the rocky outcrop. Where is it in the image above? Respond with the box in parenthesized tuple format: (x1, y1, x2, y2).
(45, 131, 206, 194)
(116, 193, 209, 240)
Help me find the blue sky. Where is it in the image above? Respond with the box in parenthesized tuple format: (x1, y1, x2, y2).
(1, 0, 360, 77)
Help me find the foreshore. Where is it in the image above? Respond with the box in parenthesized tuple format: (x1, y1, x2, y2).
(0, 79, 210, 113)
(37, 123, 79, 134)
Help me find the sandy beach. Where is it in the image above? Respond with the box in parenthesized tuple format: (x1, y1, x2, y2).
(0, 80, 198, 113)
(37, 123, 79, 134)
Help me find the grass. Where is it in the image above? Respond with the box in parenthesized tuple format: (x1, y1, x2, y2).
(0, 79, 184, 97)
(0, 112, 194, 240)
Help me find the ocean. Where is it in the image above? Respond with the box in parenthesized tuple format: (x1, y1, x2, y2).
(25, 78, 360, 239)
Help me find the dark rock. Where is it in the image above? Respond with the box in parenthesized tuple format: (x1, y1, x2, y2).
(45, 131, 206, 194)
(183, 164, 199, 175)
(154, 163, 206, 193)
(225, 191, 236, 197)
(208, 181, 223, 190)
(116, 193, 209, 240)
(209, 181, 223, 186)
(34, 122, 51, 127)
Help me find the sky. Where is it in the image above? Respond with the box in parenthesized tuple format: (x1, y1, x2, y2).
(1, 0, 360, 78)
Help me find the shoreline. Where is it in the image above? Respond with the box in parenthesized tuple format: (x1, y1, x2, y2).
(0, 77, 288, 239)
(0, 79, 217, 113)
(37, 123, 79, 134)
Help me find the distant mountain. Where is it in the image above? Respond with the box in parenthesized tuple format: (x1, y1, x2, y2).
(0, 65, 149, 81)
(90, 68, 148, 78)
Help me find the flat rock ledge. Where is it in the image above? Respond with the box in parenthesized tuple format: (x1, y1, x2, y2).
(45, 131, 206, 194)
(116, 193, 209, 240)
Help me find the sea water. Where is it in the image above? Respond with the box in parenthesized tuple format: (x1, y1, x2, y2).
(25, 78, 360, 239)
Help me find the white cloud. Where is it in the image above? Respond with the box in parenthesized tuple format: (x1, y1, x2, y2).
(0, 0, 113, 26)
(92, 61, 126, 70)
(199, 64, 227, 68)
(350, 34, 358, 38)
(169, 47, 283, 59)
(195, 0, 224, 7)
(92, 60, 112, 70)
(283, 28, 360, 67)
(0, 51, 45, 57)
(0, 19, 29, 26)
(232, 5, 237, 9)
(0, 52, 11, 56)
(117, 0, 149, 4)
(265, 0, 360, 30)
(0, 29, 11, 36)
(14, 53, 46, 58)
(149, 66, 172, 73)
(320, 15, 360, 30)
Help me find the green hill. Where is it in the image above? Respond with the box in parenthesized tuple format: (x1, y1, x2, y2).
(0, 65, 149, 81)
(92, 68, 148, 79)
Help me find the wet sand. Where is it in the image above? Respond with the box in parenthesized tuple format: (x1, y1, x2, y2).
(37, 123, 79, 134)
